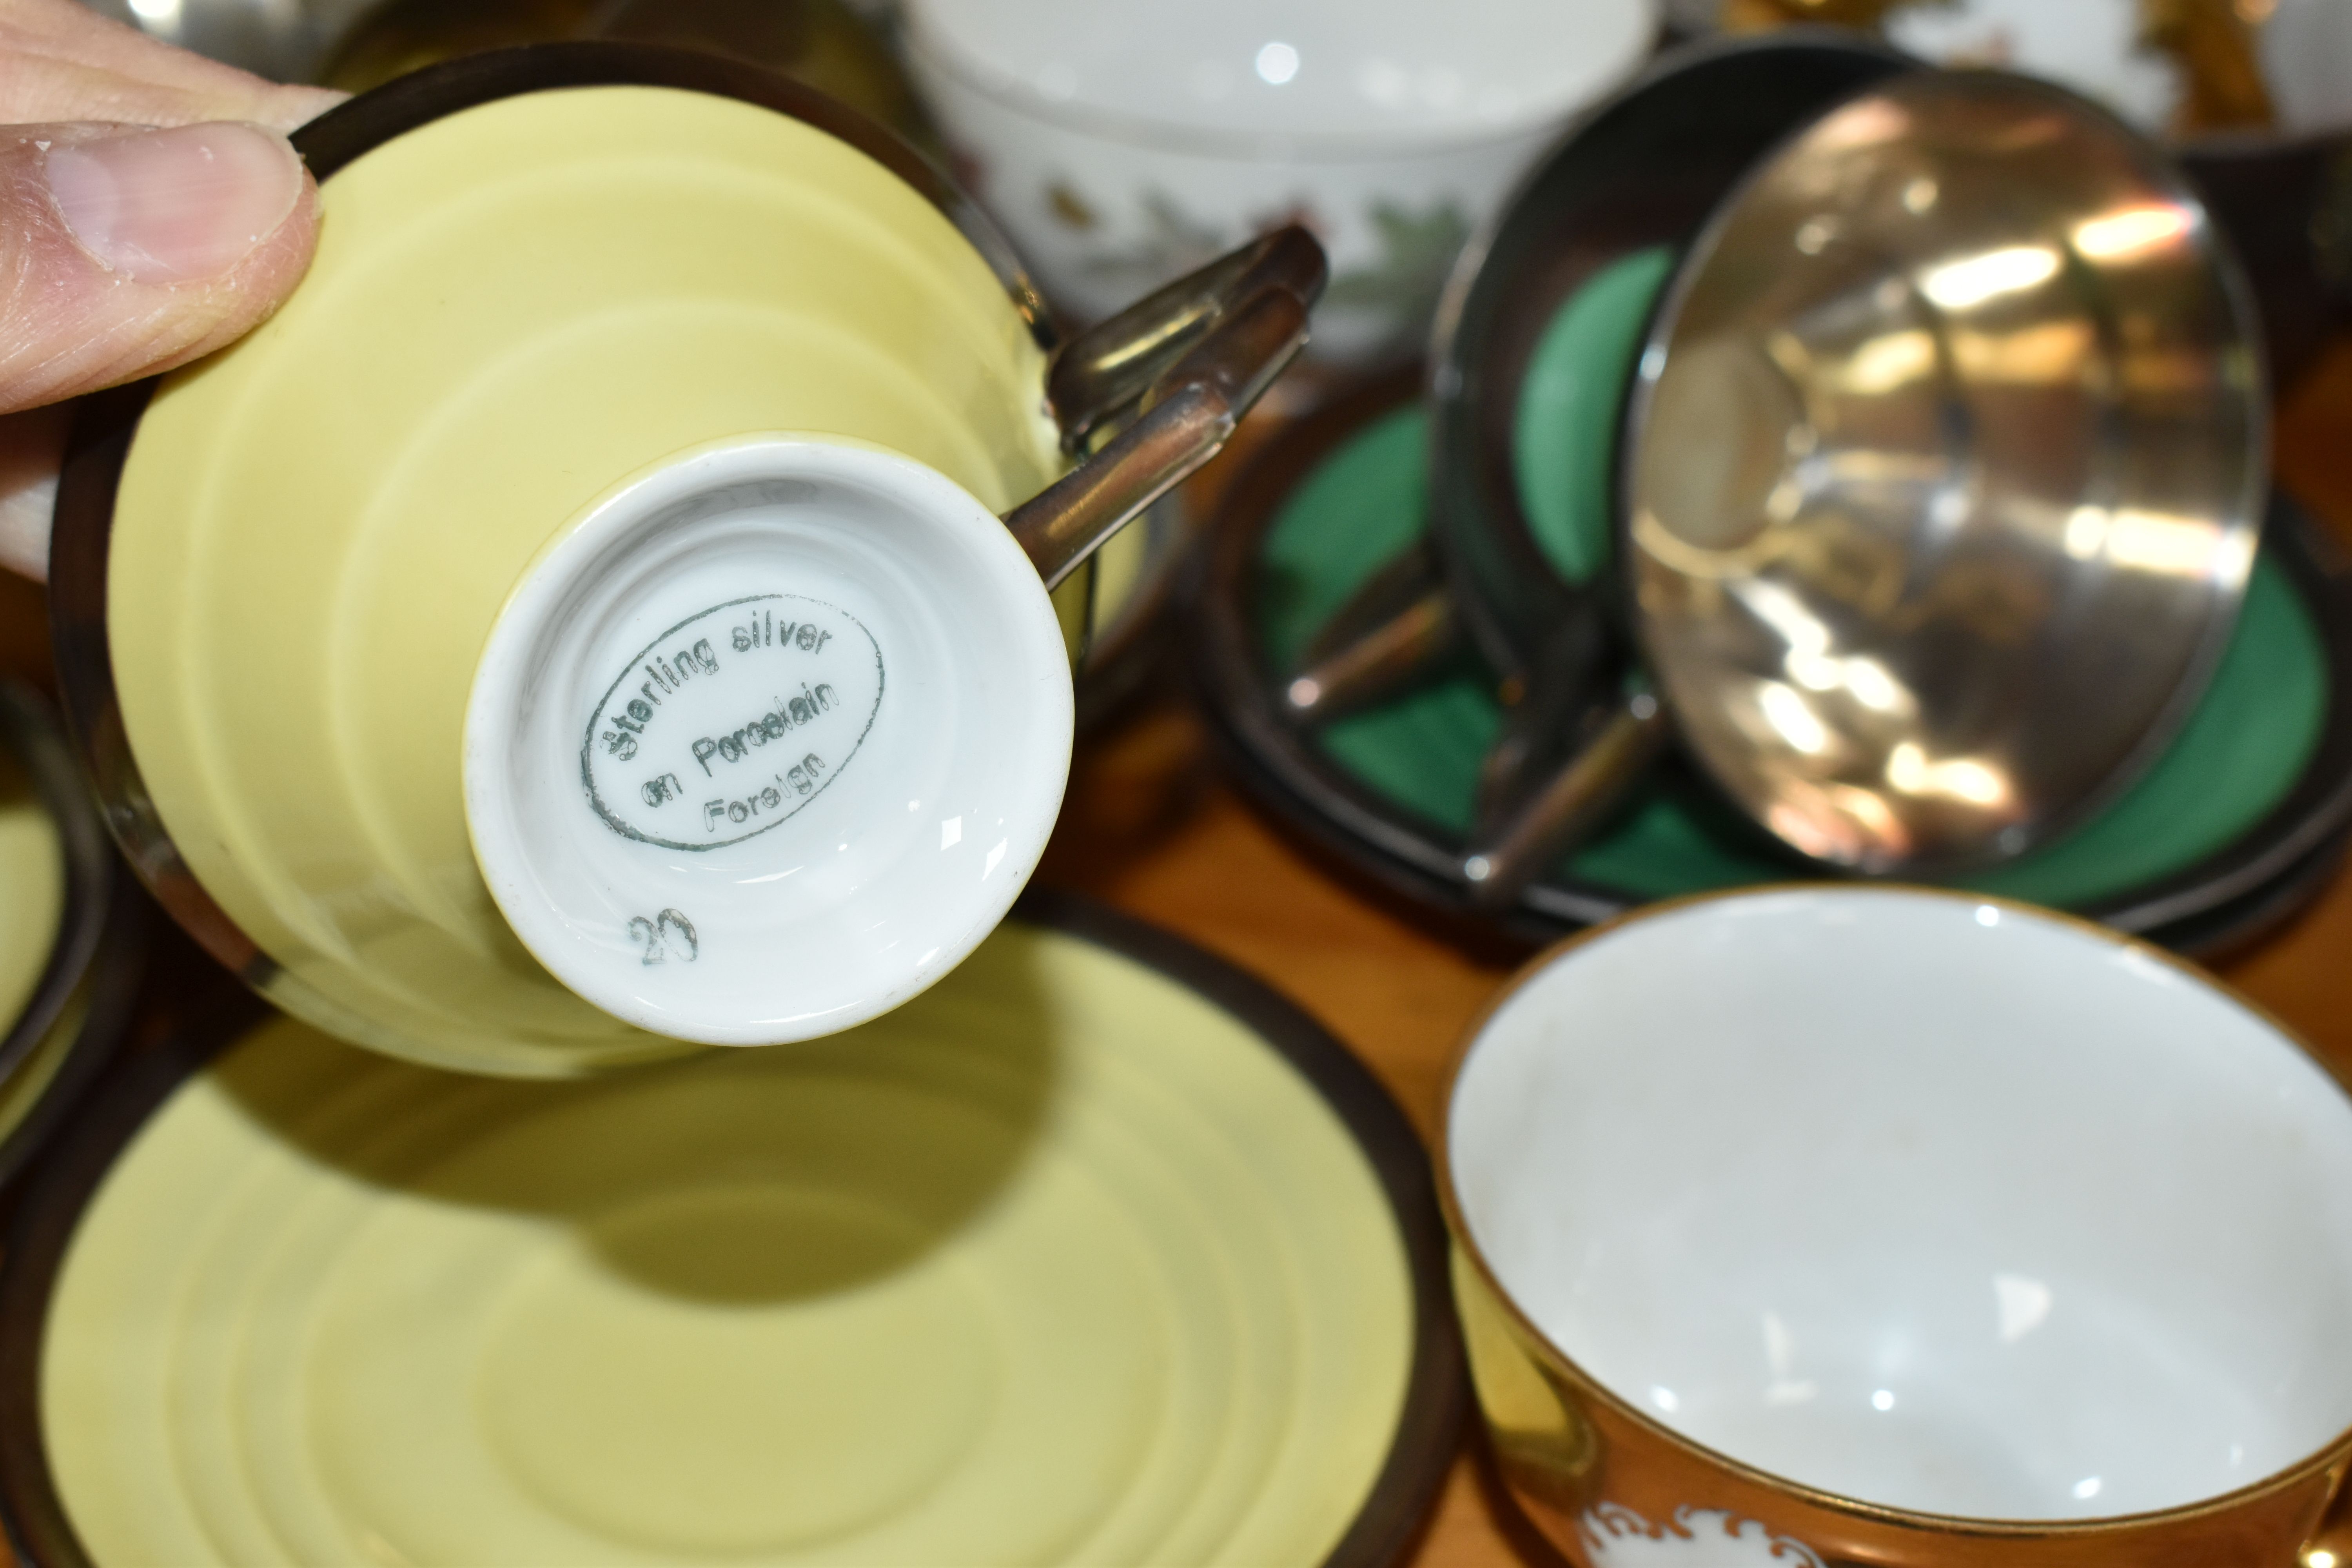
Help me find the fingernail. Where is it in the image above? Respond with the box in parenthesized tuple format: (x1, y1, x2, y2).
(45, 123, 305, 283)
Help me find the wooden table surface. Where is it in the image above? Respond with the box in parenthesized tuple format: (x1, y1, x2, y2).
(6, 345, 2352, 1567)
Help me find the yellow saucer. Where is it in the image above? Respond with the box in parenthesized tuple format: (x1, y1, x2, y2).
(28, 904, 1449, 1565)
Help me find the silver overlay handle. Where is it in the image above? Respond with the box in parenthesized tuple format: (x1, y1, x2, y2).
(1007, 227, 1327, 590)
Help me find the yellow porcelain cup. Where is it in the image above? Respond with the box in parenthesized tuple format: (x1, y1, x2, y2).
(1442, 885, 2352, 1568)
(50, 45, 1321, 1076)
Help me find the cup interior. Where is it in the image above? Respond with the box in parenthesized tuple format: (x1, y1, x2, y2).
(1448, 887, 2352, 1520)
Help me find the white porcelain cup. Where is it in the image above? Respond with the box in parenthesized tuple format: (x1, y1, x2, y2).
(902, 0, 1656, 364)
(1443, 886, 2352, 1566)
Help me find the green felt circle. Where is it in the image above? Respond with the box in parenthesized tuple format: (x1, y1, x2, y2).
(1510, 247, 1677, 587)
(1254, 405, 2328, 905)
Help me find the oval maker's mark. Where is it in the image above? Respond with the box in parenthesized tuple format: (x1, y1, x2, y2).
(582, 593, 884, 851)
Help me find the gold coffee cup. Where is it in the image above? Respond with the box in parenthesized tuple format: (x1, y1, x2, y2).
(51, 45, 1321, 1077)
(1441, 885, 2352, 1566)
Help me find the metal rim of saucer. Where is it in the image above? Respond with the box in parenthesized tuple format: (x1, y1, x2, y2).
(0, 685, 145, 1196)
(46, 42, 1076, 1058)
(0, 887, 1467, 1568)
(1184, 376, 2352, 956)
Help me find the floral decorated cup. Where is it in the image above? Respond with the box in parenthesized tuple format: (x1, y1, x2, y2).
(1443, 885, 2352, 1566)
(901, 0, 1657, 365)
(51, 45, 1321, 1077)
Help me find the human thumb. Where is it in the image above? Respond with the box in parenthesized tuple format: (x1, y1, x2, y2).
(0, 120, 321, 418)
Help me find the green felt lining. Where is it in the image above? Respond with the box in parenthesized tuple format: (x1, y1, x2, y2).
(1511, 247, 1676, 588)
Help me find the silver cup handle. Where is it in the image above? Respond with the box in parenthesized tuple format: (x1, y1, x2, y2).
(1007, 226, 1326, 591)
(1461, 687, 1670, 909)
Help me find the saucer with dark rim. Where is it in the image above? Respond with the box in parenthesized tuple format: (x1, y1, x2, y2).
(1188, 378, 2352, 954)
